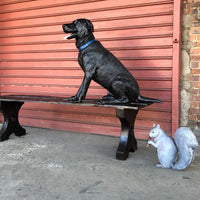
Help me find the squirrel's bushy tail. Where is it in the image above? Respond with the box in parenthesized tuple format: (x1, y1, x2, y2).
(172, 127, 199, 170)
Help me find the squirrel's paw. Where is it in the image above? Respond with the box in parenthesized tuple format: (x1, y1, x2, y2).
(156, 164, 164, 168)
(148, 140, 153, 145)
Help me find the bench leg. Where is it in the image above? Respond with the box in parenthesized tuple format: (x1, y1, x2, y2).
(0, 101, 26, 141)
(116, 108, 138, 160)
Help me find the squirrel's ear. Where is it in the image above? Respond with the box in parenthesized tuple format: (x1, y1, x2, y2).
(153, 123, 156, 127)
(157, 124, 160, 128)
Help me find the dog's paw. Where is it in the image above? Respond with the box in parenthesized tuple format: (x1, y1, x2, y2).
(68, 96, 82, 103)
(102, 94, 115, 101)
(96, 99, 104, 104)
(97, 99, 111, 105)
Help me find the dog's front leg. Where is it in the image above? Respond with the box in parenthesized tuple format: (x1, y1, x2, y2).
(69, 72, 92, 103)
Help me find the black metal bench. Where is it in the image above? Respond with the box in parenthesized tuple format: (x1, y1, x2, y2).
(0, 95, 152, 160)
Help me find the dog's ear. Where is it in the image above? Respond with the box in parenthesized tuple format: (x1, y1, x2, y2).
(85, 19, 94, 32)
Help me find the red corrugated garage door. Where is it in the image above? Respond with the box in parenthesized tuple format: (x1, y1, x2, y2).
(0, 0, 181, 139)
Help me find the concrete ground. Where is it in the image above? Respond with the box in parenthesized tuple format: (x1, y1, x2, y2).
(0, 126, 199, 200)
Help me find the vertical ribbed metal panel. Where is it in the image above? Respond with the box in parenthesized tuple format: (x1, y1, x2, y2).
(0, 0, 179, 139)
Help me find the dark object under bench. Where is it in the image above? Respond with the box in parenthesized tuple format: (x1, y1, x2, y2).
(0, 95, 152, 160)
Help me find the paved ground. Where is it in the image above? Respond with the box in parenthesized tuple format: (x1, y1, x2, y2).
(0, 126, 199, 200)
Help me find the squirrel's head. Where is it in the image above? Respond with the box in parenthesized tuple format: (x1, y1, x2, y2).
(149, 123, 161, 138)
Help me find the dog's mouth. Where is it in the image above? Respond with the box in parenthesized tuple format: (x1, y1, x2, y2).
(63, 32, 77, 40)
(62, 24, 77, 40)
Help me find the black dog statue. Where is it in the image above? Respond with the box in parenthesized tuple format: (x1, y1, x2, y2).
(63, 19, 161, 104)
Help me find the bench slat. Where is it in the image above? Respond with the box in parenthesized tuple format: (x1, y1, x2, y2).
(0, 95, 151, 110)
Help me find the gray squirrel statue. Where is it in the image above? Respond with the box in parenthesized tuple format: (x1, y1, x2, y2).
(147, 123, 199, 170)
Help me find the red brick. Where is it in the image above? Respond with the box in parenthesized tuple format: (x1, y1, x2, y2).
(190, 48, 200, 54)
(190, 101, 200, 109)
(191, 28, 200, 35)
(193, 41, 200, 47)
(183, 8, 190, 14)
(192, 21, 200, 27)
(190, 101, 199, 108)
(185, 5, 196, 12)
(191, 69, 200, 74)
(194, 2, 200, 7)
(191, 95, 200, 101)
(189, 114, 197, 121)
(190, 82, 198, 87)
(189, 108, 200, 115)
(190, 35, 198, 42)
(188, 75, 200, 81)
(189, 88, 199, 95)
(191, 55, 200, 61)
(192, 34, 199, 40)
(191, 61, 199, 68)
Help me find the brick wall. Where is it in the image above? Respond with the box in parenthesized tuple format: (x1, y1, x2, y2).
(181, 0, 200, 131)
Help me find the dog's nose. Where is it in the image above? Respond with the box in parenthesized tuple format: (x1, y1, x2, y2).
(62, 24, 66, 30)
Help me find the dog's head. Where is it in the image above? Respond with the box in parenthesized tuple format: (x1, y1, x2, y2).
(63, 19, 94, 40)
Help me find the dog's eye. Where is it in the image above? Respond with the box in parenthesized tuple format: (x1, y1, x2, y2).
(74, 20, 78, 25)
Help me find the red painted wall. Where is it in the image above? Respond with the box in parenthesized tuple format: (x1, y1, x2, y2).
(0, 0, 181, 139)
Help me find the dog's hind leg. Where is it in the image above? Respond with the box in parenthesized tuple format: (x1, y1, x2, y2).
(107, 81, 129, 104)
(102, 91, 115, 100)
(100, 96, 129, 105)
(100, 90, 129, 105)
(98, 80, 130, 104)
(113, 97, 129, 104)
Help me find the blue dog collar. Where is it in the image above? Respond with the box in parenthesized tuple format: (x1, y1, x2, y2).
(78, 39, 95, 51)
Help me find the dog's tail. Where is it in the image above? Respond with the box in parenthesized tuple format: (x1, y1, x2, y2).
(137, 94, 162, 103)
